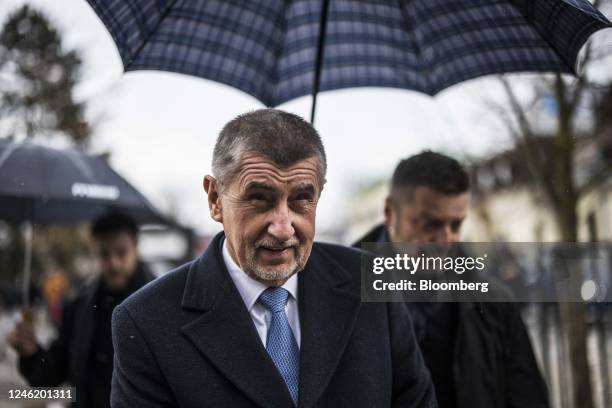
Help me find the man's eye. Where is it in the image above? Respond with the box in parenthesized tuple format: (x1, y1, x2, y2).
(293, 194, 312, 202)
(451, 221, 463, 232)
(248, 193, 267, 201)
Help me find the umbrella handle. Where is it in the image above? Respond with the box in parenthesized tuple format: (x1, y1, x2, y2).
(21, 221, 33, 308)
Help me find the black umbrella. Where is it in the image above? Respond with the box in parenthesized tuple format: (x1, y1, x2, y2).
(0, 140, 164, 224)
(0, 140, 166, 305)
(86, 0, 611, 123)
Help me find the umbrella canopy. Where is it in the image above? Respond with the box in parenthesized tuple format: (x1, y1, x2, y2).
(87, 0, 611, 110)
(0, 140, 165, 224)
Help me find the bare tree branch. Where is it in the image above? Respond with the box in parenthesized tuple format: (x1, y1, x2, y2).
(498, 76, 560, 204)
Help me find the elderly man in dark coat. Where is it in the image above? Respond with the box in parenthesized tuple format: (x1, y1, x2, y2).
(110, 109, 437, 408)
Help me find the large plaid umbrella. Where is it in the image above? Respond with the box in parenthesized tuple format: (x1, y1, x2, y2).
(87, 0, 611, 121)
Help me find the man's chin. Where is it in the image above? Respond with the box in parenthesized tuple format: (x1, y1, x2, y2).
(103, 268, 136, 287)
(105, 278, 129, 291)
(246, 263, 299, 286)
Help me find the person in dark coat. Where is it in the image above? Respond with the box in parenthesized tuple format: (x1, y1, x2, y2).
(354, 151, 549, 408)
(8, 212, 155, 408)
(110, 109, 437, 407)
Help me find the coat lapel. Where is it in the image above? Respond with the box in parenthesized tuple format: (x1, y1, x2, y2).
(180, 233, 294, 408)
(297, 245, 361, 408)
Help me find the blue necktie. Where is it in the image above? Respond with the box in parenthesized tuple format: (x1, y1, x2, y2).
(259, 287, 300, 406)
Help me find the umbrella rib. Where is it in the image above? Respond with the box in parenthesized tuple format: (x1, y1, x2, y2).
(566, 14, 611, 72)
(511, 1, 592, 74)
(0, 142, 19, 171)
(530, 2, 575, 73)
(395, 0, 428, 93)
(125, 0, 178, 69)
(269, 0, 292, 107)
(64, 150, 97, 183)
(310, 0, 330, 123)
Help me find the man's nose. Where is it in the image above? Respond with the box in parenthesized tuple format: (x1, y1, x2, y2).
(435, 225, 455, 244)
(267, 203, 295, 241)
(108, 255, 122, 271)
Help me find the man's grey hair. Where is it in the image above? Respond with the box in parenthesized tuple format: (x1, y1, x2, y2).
(212, 109, 327, 187)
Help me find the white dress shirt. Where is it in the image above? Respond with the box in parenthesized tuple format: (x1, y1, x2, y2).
(222, 239, 301, 348)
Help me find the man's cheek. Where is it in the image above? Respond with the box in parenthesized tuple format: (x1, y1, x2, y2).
(301, 210, 317, 229)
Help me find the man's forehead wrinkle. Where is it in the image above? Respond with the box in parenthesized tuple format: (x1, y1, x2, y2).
(236, 165, 319, 187)
(238, 153, 320, 170)
(243, 180, 316, 192)
(238, 160, 318, 174)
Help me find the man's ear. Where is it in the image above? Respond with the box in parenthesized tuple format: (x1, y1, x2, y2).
(204, 176, 223, 223)
(317, 178, 327, 199)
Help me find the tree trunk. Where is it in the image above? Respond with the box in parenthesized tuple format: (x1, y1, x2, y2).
(553, 75, 594, 408)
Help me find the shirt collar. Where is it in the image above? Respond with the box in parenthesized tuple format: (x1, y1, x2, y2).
(222, 238, 298, 311)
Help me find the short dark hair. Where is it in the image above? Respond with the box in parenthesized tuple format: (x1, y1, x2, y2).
(390, 151, 469, 200)
(91, 212, 138, 241)
(212, 109, 326, 186)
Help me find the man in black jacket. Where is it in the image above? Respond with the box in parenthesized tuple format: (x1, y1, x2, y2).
(354, 151, 549, 408)
(8, 212, 155, 408)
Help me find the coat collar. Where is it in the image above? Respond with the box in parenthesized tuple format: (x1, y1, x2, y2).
(352, 223, 390, 248)
(180, 232, 361, 408)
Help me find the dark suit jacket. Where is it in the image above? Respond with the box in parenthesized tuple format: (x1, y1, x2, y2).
(19, 264, 154, 407)
(111, 232, 436, 407)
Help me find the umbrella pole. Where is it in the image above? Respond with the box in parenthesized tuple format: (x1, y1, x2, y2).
(310, 0, 330, 125)
(21, 220, 33, 309)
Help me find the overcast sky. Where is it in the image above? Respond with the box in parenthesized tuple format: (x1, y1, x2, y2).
(1, 0, 610, 237)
